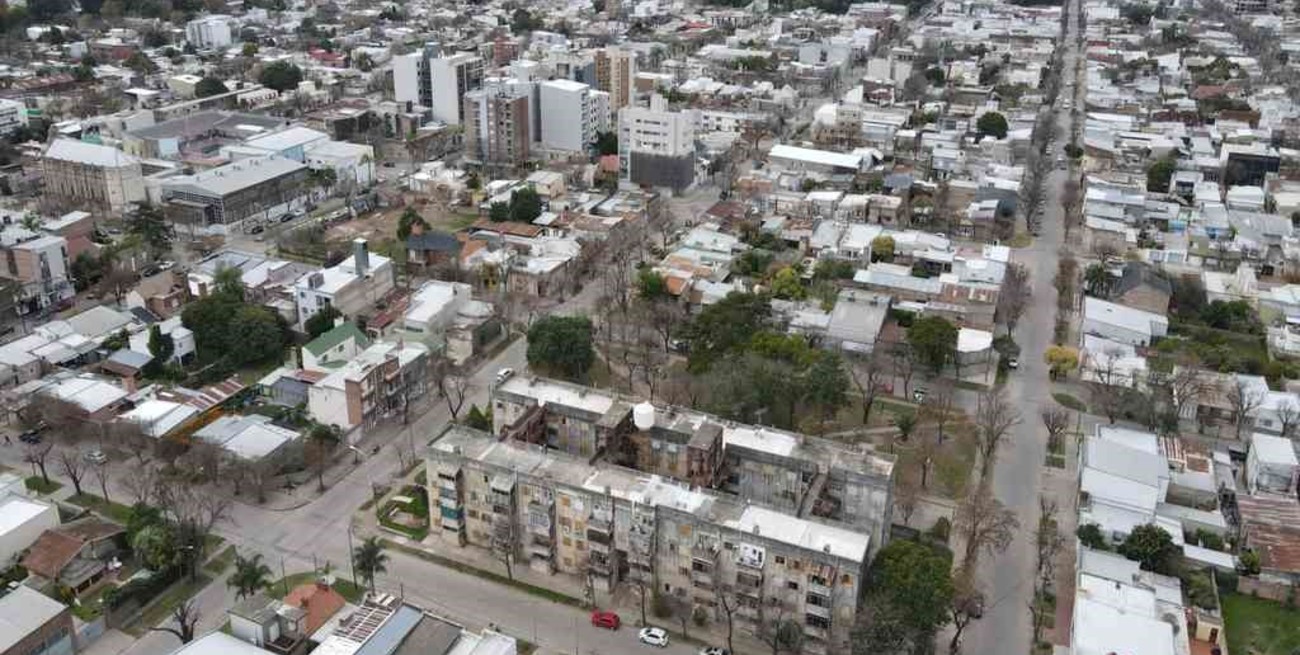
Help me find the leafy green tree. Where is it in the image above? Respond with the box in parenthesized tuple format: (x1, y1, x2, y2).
(527, 315, 595, 380)
(228, 553, 272, 599)
(593, 130, 618, 156)
(127, 205, 173, 255)
(1119, 524, 1178, 574)
(304, 306, 341, 339)
(1239, 550, 1260, 575)
(242, 42, 259, 57)
(125, 52, 157, 74)
(488, 201, 511, 222)
(509, 187, 543, 223)
(464, 404, 492, 431)
(1147, 157, 1176, 193)
(132, 523, 177, 571)
(144, 324, 175, 377)
(684, 292, 770, 372)
(804, 352, 849, 425)
(70, 252, 105, 291)
(813, 259, 855, 280)
(733, 250, 774, 277)
(975, 111, 1009, 140)
(1076, 523, 1109, 550)
(870, 235, 895, 263)
(637, 269, 669, 299)
(907, 316, 958, 375)
(259, 61, 303, 92)
(511, 7, 539, 32)
(853, 539, 954, 654)
(353, 536, 389, 591)
(396, 207, 430, 241)
(770, 267, 805, 300)
(194, 76, 227, 98)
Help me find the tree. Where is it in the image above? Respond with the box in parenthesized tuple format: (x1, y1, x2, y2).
(593, 130, 618, 156)
(715, 588, 738, 655)
(954, 488, 1018, 570)
(1031, 499, 1066, 646)
(153, 475, 231, 580)
(465, 404, 491, 430)
(23, 442, 53, 486)
(144, 324, 175, 377)
(304, 306, 342, 339)
(58, 450, 88, 496)
(908, 316, 958, 375)
(949, 577, 986, 654)
(1146, 157, 1176, 193)
(307, 424, 339, 492)
(527, 315, 595, 380)
(150, 599, 200, 644)
(1043, 345, 1078, 379)
(1228, 378, 1266, 439)
(228, 552, 273, 599)
(975, 389, 1021, 480)
(849, 353, 885, 425)
(439, 372, 469, 420)
(353, 536, 388, 591)
(509, 187, 543, 224)
(684, 292, 770, 372)
(637, 269, 669, 300)
(922, 380, 957, 444)
(1119, 523, 1178, 574)
(259, 61, 303, 92)
(1041, 408, 1070, 450)
(194, 76, 227, 98)
(892, 413, 917, 445)
(132, 523, 178, 571)
(804, 353, 849, 427)
(125, 52, 157, 75)
(853, 539, 954, 653)
(770, 267, 805, 300)
(396, 207, 430, 241)
(996, 263, 1030, 334)
(870, 235, 895, 262)
(488, 202, 511, 222)
(127, 205, 174, 255)
(1278, 399, 1300, 439)
(91, 459, 111, 504)
(1084, 264, 1113, 298)
(243, 42, 259, 57)
(975, 111, 1009, 139)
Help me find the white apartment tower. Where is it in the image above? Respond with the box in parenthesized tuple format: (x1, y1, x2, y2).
(618, 94, 697, 190)
(185, 15, 233, 50)
(539, 80, 593, 153)
(393, 42, 440, 109)
(430, 53, 485, 126)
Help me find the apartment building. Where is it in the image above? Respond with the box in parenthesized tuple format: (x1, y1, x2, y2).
(464, 87, 532, 171)
(293, 239, 395, 330)
(307, 339, 429, 432)
(429, 424, 869, 655)
(393, 43, 441, 109)
(430, 53, 485, 126)
(0, 99, 26, 137)
(618, 94, 697, 190)
(490, 375, 895, 551)
(184, 14, 233, 49)
(539, 80, 594, 153)
(594, 46, 636, 118)
(160, 155, 309, 236)
(0, 232, 72, 315)
(40, 139, 146, 216)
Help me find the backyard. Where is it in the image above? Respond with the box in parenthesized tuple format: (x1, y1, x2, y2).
(1222, 592, 1300, 655)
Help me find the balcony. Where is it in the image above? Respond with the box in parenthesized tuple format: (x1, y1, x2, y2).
(588, 517, 612, 535)
(589, 536, 611, 554)
(527, 542, 553, 559)
(438, 495, 460, 510)
(736, 604, 760, 621)
(802, 622, 829, 641)
(690, 569, 713, 589)
(807, 580, 832, 598)
(805, 603, 831, 620)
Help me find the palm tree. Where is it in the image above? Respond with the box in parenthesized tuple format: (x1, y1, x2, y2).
(228, 552, 273, 599)
(893, 413, 917, 443)
(353, 537, 388, 592)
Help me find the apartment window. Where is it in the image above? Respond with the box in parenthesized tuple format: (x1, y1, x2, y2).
(774, 556, 785, 565)
(787, 581, 799, 591)
(841, 574, 853, 586)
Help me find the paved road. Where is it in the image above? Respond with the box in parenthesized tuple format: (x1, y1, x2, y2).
(959, 2, 1085, 654)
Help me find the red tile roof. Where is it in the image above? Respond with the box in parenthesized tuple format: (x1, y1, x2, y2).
(284, 581, 347, 635)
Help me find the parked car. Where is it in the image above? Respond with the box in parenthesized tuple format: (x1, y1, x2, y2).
(156, 260, 176, 272)
(912, 388, 927, 403)
(699, 648, 730, 655)
(591, 610, 621, 630)
(638, 627, 669, 648)
(495, 368, 515, 385)
(18, 430, 41, 444)
(1007, 357, 1019, 370)
(84, 450, 107, 464)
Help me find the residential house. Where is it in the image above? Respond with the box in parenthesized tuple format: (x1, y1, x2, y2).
(125, 271, 189, 319)
(307, 340, 430, 434)
(302, 322, 371, 372)
(21, 517, 125, 595)
(192, 414, 303, 470)
(0, 585, 75, 655)
(1112, 262, 1172, 315)
(1081, 297, 1170, 347)
(0, 493, 58, 568)
(293, 240, 395, 331)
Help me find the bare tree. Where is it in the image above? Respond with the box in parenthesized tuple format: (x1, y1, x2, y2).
(954, 488, 1019, 570)
(440, 373, 470, 421)
(894, 475, 920, 526)
(123, 465, 160, 506)
(889, 341, 918, 401)
(1041, 408, 1070, 452)
(949, 576, 986, 654)
(1164, 363, 1207, 428)
(23, 441, 53, 483)
(91, 460, 111, 503)
(1087, 346, 1129, 424)
(58, 449, 88, 496)
(628, 564, 651, 626)
(1228, 378, 1266, 439)
(922, 380, 957, 444)
(154, 476, 232, 580)
(1031, 498, 1065, 645)
(1277, 399, 1300, 440)
(849, 352, 885, 425)
(150, 599, 200, 644)
(975, 389, 1021, 480)
(715, 587, 738, 655)
(995, 263, 1031, 335)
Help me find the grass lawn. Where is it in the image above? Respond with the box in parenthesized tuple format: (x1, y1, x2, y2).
(24, 476, 62, 494)
(1222, 593, 1300, 655)
(202, 535, 226, 560)
(66, 493, 134, 524)
(70, 583, 115, 621)
(381, 539, 583, 607)
(1052, 392, 1087, 412)
(126, 574, 212, 637)
(268, 571, 365, 603)
(203, 545, 238, 577)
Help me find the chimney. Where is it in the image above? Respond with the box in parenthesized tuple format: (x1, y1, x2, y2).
(353, 238, 369, 276)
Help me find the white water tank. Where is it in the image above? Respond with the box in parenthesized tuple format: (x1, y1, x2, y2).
(633, 401, 655, 431)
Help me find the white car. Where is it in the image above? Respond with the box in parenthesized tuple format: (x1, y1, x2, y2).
(699, 648, 730, 655)
(639, 627, 669, 648)
(84, 450, 107, 464)
(495, 368, 515, 385)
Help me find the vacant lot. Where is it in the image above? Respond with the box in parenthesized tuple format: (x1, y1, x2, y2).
(1222, 592, 1300, 655)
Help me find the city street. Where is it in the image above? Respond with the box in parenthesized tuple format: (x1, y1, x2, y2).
(959, 2, 1086, 654)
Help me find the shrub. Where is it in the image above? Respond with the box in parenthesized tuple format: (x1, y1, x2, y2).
(1077, 523, 1109, 550)
(652, 591, 673, 619)
(928, 516, 951, 543)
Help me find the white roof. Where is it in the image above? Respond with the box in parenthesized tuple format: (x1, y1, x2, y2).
(1073, 574, 1176, 655)
(0, 586, 70, 653)
(723, 425, 799, 457)
(0, 495, 52, 537)
(44, 138, 139, 167)
(496, 376, 615, 416)
(1252, 432, 1299, 466)
(169, 632, 275, 655)
(726, 505, 870, 562)
(957, 327, 993, 353)
(120, 400, 199, 438)
(39, 373, 129, 414)
(193, 414, 300, 460)
(405, 281, 468, 325)
(243, 126, 330, 152)
(1084, 296, 1169, 335)
(769, 143, 862, 170)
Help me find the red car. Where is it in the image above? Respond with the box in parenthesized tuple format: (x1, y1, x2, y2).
(591, 610, 621, 630)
